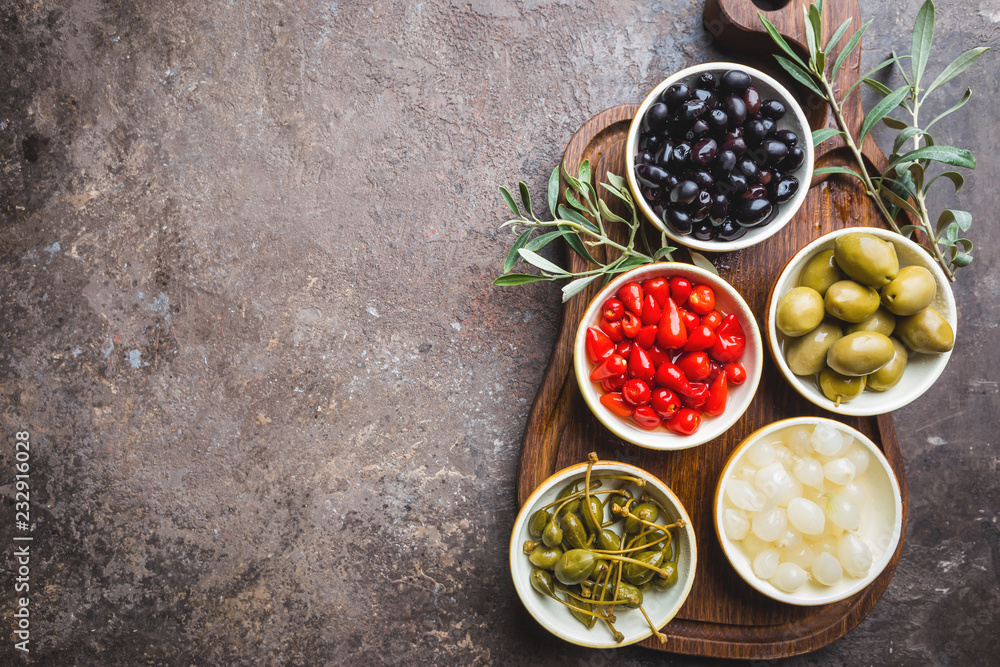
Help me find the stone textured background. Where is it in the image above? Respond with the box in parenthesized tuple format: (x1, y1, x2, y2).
(1, 0, 998, 664)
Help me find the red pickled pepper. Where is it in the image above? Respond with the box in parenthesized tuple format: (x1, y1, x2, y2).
(710, 314, 746, 363)
(585, 327, 615, 364)
(618, 282, 643, 315)
(704, 373, 728, 417)
(642, 277, 670, 308)
(656, 298, 687, 350)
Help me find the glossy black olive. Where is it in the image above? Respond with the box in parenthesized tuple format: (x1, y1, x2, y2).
(717, 218, 747, 241)
(760, 99, 786, 119)
(670, 180, 700, 205)
(778, 146, 804, 172)
(762, 139, 789, 165)
(678, 99, 708, 124)
(736, 198, 774, 226)
(662, 172, 680, 192)
(743, 86, 761, 116)
(645, 102, 670, 131)
(724, 95, 747, 127)
(640, 133, 663, 153)
(760, 118, 777, 137)
(758, 167, 773, 186)
(727, 172, 749, 195)
(669, 142, 692, 170)
(692, 88, 717, 107)
(775, 129, 798, 147)
(692, 218, 717, 241)
(773, 175, 799, 203)
(635, 163, 670, 188)
(743, 119, 767, 147)
(697, 72, 716, 89)
(640, 185, 662, 202)
(736, 157, 759, 182)
(687, 119, 710, 141)
(720, 136, 747, 158)
(661, 83, 690, 112)
(721, 69, 752, 93)
(709, 193, 729, 223)
(691, 137, 718, 166)
(690, 170, 714, 189)
(706, 109, 728, 135)
(742, 184, 768, 200)
(713, 149, 737, 176)
(665, 208, 693, 234)
(635, 150, 654, 165)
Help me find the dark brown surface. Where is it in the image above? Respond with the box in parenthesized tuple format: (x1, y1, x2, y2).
(1, 0, 998, 665)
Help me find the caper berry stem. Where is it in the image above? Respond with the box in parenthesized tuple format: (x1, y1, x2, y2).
(583, 454, 600, 546)
(639, 604, 668, 644)
(538, 482, 604, 512)
(600, 553, 671, 578)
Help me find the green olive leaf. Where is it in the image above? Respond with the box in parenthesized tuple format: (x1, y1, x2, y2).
(689, 251, 719, 276)
(504, 228, 534, 273)
(910, 0, 935, 87)
(891, 145, 975, 170)
(879, 183, 919, 217)
(559, 224, 600, 266)
(525, 229, 570, 252)
(859, 84, 910, 142)
(812, 128, 843, 146)
(578, 160, 592, 190)
(499, 186, 521, 217)
(547, 166, 560, 218)
(557, 204, 599, 233)
(936, 209, 972, 236)
(518, 248, 569, 275)
(598, 199, 629, 225)
(564, 189, 589, 213)
(825, 17, 854, 57)
(926, 170, 965, 194)
(832, 20, 871, 79)
(518, 181, 533, 218)
(774, 55, 824, 97)
(812, 166, 863, 181)
(927, 47, 989, 96)
(925, 88, 972, 131)
(493, 273, 551, 286)
(882, 116, 910, 130)
(759, 13, 808, 69)
(561, 275, 598, 302)
(862, 78, 893, 97)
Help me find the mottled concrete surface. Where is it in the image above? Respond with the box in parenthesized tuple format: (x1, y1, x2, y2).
(0, 0, 998, 665)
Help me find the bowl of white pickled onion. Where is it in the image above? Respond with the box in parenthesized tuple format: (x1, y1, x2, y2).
(713, 417, 902, 605)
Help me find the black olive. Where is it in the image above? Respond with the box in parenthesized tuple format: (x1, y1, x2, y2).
(635, 163, 670, 188)
(670, 180, 700, 205)
(692, 218, 718, 240)
(720, 136, 747, 158)
(727, 172, 749, 195)
(721, 70, 752, 93)
(678, 99, 708, 124)
(709, 193, 729, 223)
(761, 99, 787, 119)
(758, 167, 773, 186)
(743, 119, 767, 147)
(665, 208, 693, 234)
(691, 137, 718, 166)
(669, 142, 692, 170)
(713, 149, 737, 177)
(690, 169, 714, 189)
(762, 139, 789, 165)
(687, 119, 710, 141)
(661, 83, 691, 112)
(640, 185, 662, 202)
(736, 157, 759, 182)
(773, 175, 800, 203)
(697, 72, 716, 89)
(640, 133, 663, 153)
(741, 184, 768, 200)
(645, 102, 670, 131)
(778, 146, 804, 172)
(635, 150, 654, 165)
(775, 129, 798, 147)
(760, 118, 777, 137)
(706, 109, 728, 135)
(717, 218, 747, 241)
(662, 172, 680, 192)
(736, 198, 774, 226)
(724, 95, 747, 127)
(743, 86, 761, 116)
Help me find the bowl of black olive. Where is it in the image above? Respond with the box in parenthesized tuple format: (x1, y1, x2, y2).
(626, 63, 813, 252)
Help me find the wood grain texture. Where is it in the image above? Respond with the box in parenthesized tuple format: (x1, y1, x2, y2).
(516, 0, 909, 659)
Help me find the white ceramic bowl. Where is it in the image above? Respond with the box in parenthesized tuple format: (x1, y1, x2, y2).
(510, 461, 697, 647)
(767, 227, 957, 416)
(625, 62, 814, 253)
(574, 263, 763, 450)
(714, 417, 903, 606)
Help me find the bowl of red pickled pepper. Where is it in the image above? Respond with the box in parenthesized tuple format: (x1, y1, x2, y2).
(573, 263, 763, 450)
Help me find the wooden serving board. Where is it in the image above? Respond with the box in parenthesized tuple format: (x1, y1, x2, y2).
(516, 0, 909, 659)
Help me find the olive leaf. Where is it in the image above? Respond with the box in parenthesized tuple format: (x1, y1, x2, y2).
(910, 0, 935, 87)
(812, 128, 842, 146)
(689, 251, 719, 276)
(927, 47, 989, 94)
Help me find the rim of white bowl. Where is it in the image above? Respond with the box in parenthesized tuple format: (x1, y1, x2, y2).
(510, 461, 698, 647)
(573, 263, 763, 450)
(625, 62, 814, 253)
(766, 227, 958, 416)
(713, 417, 903, 606)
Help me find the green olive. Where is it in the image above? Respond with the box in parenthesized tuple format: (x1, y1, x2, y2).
(528, 544, 563, 570)
(784, 321, 843, 376)
(845, 307, 896, 336)
(560, 512, 589, 550)
(819, 369, 867, 405)
(530, 567, 556, 597)
(528, 509, 552, 540)
(776, 286, 826, 337)
(826, 331, 896, 376)
(623, 549, 664, 586)
(881, 265, 937, 316)
(833, 232, 899, 287)
(896, 306, 955, 353)
(868, 337, 908, 391)
(824, 280, 881, 323)
(554, 549, 598, 585)
(798, 249, 846, 296)
(624, 502, 659, 534)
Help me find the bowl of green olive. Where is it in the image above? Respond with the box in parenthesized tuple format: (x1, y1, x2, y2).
(766, 227, 957, 416)
(509, 456, 697, 648)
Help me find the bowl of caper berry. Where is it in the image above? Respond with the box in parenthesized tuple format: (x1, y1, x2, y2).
(509, 454, 697, 648)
